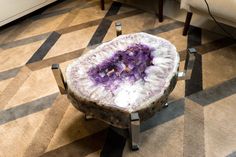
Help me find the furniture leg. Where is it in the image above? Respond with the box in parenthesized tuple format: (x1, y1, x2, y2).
(115, 21, 122, 36)
(177, 48, 197, 80)
(183, 12, 193, 36)
(163, 102, 168, 108)
(130, 112, 140, 150)
(100, 0, 105, 10)
(51, 64, 67, 94)
(158, 0, 164, 22)
(85, 114, 93, 120)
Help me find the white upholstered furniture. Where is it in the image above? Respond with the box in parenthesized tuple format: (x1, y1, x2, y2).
(0, 0, 57, 27)
(181, 0, 236, 35)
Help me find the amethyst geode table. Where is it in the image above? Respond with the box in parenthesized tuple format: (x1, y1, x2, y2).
(66, 32, 179, 126)
(52, 32, 197, 150)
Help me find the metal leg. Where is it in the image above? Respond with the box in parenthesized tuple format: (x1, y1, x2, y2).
(51, 64, 67, 94)
(177, 48, 197, 80)
(85, 114, 93, 120)
(100, 0, 105, 10)
(115, 22, 122, 37)
(163, 103, 168, 108)
(183, 12, 193, 36)
(130, 112, 140, 151)
(158, 0, 164, 22)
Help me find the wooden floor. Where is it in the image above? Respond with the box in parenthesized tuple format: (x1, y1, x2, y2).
(0, 0, 236, 156)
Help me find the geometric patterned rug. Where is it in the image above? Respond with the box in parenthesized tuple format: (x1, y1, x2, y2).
(0, 0, 236, 156)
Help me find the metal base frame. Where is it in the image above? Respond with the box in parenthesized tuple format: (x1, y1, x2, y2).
(130, 112, 140, 150)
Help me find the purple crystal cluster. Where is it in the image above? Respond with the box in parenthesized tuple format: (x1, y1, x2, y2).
(88, 43, 154, 90)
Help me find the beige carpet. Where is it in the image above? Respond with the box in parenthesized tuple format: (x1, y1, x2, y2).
(0, 0, 236, 157)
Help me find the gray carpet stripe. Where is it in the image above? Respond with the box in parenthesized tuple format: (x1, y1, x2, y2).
(23, 95, 70, 157)
(188, 77, 236, 106)
(34, 0, 98, 20)
(141, 98, 185, 132)
(26, 32, 61, 64)
(40, 129, 107, 157)
(1, 20, 33, 44)
(0, 22, 19, 43)
(32, 8, 71, 20)
(27, 21, 187, 71)
(0, 1, 100, 49)
(0, 93, 58, 125)
(58, 9, 142, 34)
(0, 10, 142, 50)
(27, 48, 85, 71)
(185, 26, 202, 96)
(27, 22, 186, 71)
(57, 19, 101, 34)
(33, 0, 99, 21)
(184, 98, 205, 157)
(179, 37, 236, 61)
(0, 32, 50, 50)
(226, 151, 236, 157)
(196, 37, 236, 55)
(145, 21, 184, 35)
(100, 128, 126, 157)
(0, 66, 31, 110)
(107, 9, 144, 21)
(88, 19, 113, 46)
(183, 26, 205, 157)
(55, 8, 81, 30)
(0, 67, 21, 81)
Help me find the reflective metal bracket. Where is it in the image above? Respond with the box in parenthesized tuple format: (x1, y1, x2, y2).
(51, 64, 67, 94)
(85, 114, 93, 120)
(130, 112, 140, 151)
(115, 21, 122, 37)
(178, 48, 197, 80)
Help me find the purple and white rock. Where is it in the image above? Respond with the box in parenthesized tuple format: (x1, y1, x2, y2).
(66, 32, 179, 128)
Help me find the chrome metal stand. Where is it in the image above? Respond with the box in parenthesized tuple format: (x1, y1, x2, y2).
(178, 48, 197, 81)
(51, 64, 67, 94)
(85, 114, 93, 120)
(130, 112, 140, 150)
(115, 21, 122, 36)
